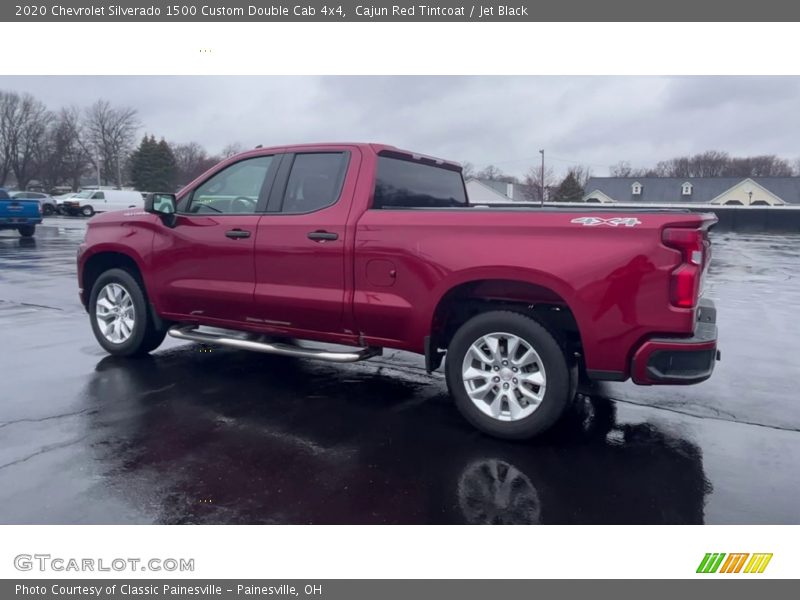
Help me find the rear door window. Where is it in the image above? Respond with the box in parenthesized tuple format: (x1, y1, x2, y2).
(373, 156, 467, 209)
(279, 153, 349, 214)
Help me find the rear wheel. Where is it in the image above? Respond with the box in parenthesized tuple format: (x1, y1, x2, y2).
(18, 225, 35, 237)
(445, 310, 572, 440)
(81, 205, 95, 217)
(42, 204, 55, 216)
(89, 268, 166, 356)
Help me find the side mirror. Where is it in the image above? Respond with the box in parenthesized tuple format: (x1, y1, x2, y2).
(145, 193, 177, 227)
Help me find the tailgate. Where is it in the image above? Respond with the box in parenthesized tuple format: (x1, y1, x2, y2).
(0, 199, 41, 219)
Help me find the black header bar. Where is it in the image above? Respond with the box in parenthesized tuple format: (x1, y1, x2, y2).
(5, 0, 800, 22)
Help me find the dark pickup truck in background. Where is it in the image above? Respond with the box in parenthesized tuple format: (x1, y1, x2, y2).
(77, 143, 719, 439)
(0, 187, 42, 237)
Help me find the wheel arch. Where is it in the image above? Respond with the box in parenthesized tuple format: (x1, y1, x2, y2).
(426, 272, 585, 372)
(80, 248, 150, 311)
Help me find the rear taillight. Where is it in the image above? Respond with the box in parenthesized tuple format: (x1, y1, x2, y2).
(663, 227, 705, 308)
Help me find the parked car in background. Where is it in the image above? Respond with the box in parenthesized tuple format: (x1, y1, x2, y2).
(0, 187, 41, 237)
(76, 143, 720, 440)
(61, 189, 144, 217)
(54, 192, 78, 214)
(10, 191, 58, 216)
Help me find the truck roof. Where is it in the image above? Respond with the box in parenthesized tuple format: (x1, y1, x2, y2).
(237, 142, 463, 171)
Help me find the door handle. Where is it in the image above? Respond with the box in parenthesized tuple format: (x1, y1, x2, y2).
(225, 229, 251, 239)
(307, 230, 339, 242)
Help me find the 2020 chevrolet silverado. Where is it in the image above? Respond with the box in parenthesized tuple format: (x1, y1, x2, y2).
(77, 143, 719, 439)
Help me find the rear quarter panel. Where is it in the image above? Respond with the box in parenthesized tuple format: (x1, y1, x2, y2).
(354, 208, 700, 375)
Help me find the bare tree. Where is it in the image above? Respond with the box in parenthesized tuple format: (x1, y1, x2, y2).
(0, 91, 50, 190)
(476, 164, 504, 181)
(461, 161, 475, 179)
(84, 100, 139, 187)
(37, 106, 92, 192)
(221, 142, 243, 159)
(727, 155, 792, 177)
(609, 161, 633, 177)
(172, 141, 219, 184)
(614, 151, 798, 180)
(754, 155, 792, 176)
(0, 91, 19, 185)
(654, 156, 689, 177)
(689, 150, 729, 177)
(522, 165, 556, 202)
(62, 107, 93, 190)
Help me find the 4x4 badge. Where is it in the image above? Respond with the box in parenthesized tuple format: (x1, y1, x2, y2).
(571, 216, 642, 227)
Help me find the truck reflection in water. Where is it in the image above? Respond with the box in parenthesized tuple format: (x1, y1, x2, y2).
(82, 346, 710, 524)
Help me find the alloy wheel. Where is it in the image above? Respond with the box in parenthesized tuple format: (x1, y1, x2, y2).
(461, 332, 547, 422)
(95, 282, 136, 344)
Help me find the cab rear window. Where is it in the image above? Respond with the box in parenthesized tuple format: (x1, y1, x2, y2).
(373, 156, 467, 209)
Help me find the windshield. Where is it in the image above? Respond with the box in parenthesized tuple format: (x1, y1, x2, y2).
(74, 190, 95, 199)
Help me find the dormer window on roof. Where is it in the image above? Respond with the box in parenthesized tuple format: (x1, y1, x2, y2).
(632, 182, 642, 195)
(682, 182, 693, 196)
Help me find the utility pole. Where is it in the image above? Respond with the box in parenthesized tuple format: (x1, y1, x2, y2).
(539, 149, 545, 206)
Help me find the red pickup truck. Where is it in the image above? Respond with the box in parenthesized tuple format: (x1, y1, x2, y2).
(77, 143, 719, 439)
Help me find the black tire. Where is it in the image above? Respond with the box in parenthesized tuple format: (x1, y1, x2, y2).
(81, 205, 95, 217)
(88, 268, 166, 357)
(18, 225, 35, 238)
(445, 310, 572, 440)
(42, 204, 55, 216)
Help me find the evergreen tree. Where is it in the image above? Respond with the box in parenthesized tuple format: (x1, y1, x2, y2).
(554, 171, 584, 202)
(154, 138, 178, 192)
(130, 135, 177, 192)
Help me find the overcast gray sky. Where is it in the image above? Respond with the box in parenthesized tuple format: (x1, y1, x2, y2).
(2, 75, 799, 177)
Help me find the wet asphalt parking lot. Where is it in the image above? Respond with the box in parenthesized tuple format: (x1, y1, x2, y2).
(1, 217, 799, 524)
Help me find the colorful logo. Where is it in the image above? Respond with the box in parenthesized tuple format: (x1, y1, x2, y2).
(697, 553, 773, 574)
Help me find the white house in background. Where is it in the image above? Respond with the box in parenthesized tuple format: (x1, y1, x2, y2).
(581, 189, 616, 204)
(466, 178, 532, 204)
(707, 178, 785, 206)
(584, 176, 800, 205)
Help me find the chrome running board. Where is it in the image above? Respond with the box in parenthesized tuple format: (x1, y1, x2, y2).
(167, 325, 382, 363)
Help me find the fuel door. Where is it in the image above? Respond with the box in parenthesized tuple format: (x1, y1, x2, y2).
(366, 259, 397, 287)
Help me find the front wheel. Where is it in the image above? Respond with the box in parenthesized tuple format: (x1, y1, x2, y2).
(18, 225, 35, 237)
(81, 205, 95, 217)
(445, 310, 572, 440)
(42, 204, 56, 216)
(89, 268, 166, 357)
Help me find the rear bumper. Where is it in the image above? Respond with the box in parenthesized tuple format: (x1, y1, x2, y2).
(631, 298, 719, 385)
(0, 217, 42, 227)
